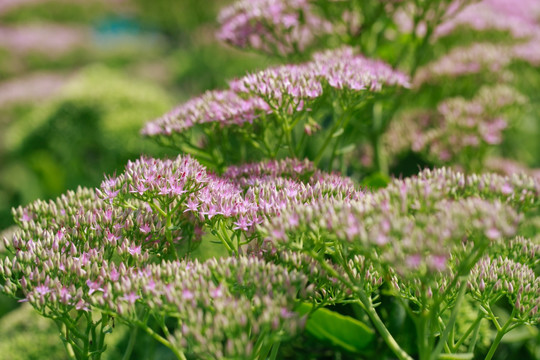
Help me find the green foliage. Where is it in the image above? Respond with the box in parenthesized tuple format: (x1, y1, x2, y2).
(0, 1, 114, 24)
(297, 302, 375, 353)
(0, 305, 69, 360)
(0, 66, 174, 228)
(171, 45, 273, 95)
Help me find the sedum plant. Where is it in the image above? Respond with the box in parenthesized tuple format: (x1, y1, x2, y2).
(1, 0, 540, 359)
(1, 156, 538, 359)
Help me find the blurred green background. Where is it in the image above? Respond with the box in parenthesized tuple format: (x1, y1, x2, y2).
(0, 0, 270, 231)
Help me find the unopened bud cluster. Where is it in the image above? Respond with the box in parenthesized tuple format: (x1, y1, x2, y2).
(469, 255, 539, 322)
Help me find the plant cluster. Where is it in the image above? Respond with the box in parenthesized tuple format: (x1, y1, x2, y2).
(1, 0, 540, 360)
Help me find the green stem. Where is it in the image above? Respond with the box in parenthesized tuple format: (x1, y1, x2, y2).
(83, 314, 93, 359)
(90, 318, 98, 359)
(313, 110, 350, 166)
(95, 314, 108, 360)
(434, 244, 486, 312)
(416, 311, 430, 360)
(220, 220, 237, 255)
(134, 320, 186, 360)
(371, 101, 388, 175)
(467, 314, 482, 354)
(57, 321, 78, 360)
(268, 342, 280, 360)
(147, 202, 167, 218)
(253, 330, 271, 360)
(451, 310, 483, 352)
(359, 290, 414, 360)
(430, 277, 468, 360)
(484, 308, 516, 360)
(165, 212, 179, 260)
(309, 251, 413, 360)
(278, 113, 296, 157)
(176, 139, 218, 168)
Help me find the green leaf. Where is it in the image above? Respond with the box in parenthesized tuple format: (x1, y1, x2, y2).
(296, 303, 375, 353)
(361, 172, 390, 190)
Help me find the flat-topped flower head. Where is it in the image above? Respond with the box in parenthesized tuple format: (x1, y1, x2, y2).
(141, 90, 269, 137)
(98, 155, 208, 203)
(414, 43, 513, 86)
(415, 42, 540, 86)
(1, 184, 168, 308)
(261, 167, 536, 285)
(214, 159, 361, 235)
(412, 167, 539, 210)
(95, 256, 308, 359)
(224, 158, 315, 181)
(231, 47, 410, 110)
(311, 47, 411, 91)
(484, 157, 540, 182)
(469, 256, 540, 322)
(144, 47, 409, 169)
(217, 0, 332, 56)
(436, 0, 540, 41)
(385, 85, 526, 166)
(230, 63, 323, 111)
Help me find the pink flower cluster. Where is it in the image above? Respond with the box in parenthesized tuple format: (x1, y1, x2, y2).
(231, 47, 410, 111)
(0, 216, 307, 358)
(141, 90, 270, 136)
(385, 85, 525, 164)
(415, 42, 540, 86)
(414, 43, 512, 86)
(98, 155, 360, 239)
(261, 167, 538, 282)
(0, 155, 369, 357)
(143, 47, 409, 140)
(94, 257, 307, 358)
(485, 157, 540, 182)
(436, 0, 540, 41)
(0, 72, 66, 107)
(217, 0, 333, 56)
(224, 158, 315, 180)
(98, 155, 208, 203)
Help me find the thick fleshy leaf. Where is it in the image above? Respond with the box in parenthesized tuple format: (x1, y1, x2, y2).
(296, 303, 375, 353)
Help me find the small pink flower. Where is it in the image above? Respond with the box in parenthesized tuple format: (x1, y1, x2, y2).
(76, 300, 89, 312)
(21, 211, 32, 222)
(86, 280, 104, 295)
(233, 216, 251, 231)
(485, 228, 501, 240)
(110, 268, 120, 282)
(140, 224, 151, 234)
(121, 292, 140, 305)
(184, 198, 199, 212)
(182, 289, 195, 300)
(210, 286, 223, 298)
(128, 244, 142, 256)
(35, 284, 50, 296)
(406, 254, 422, 269)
